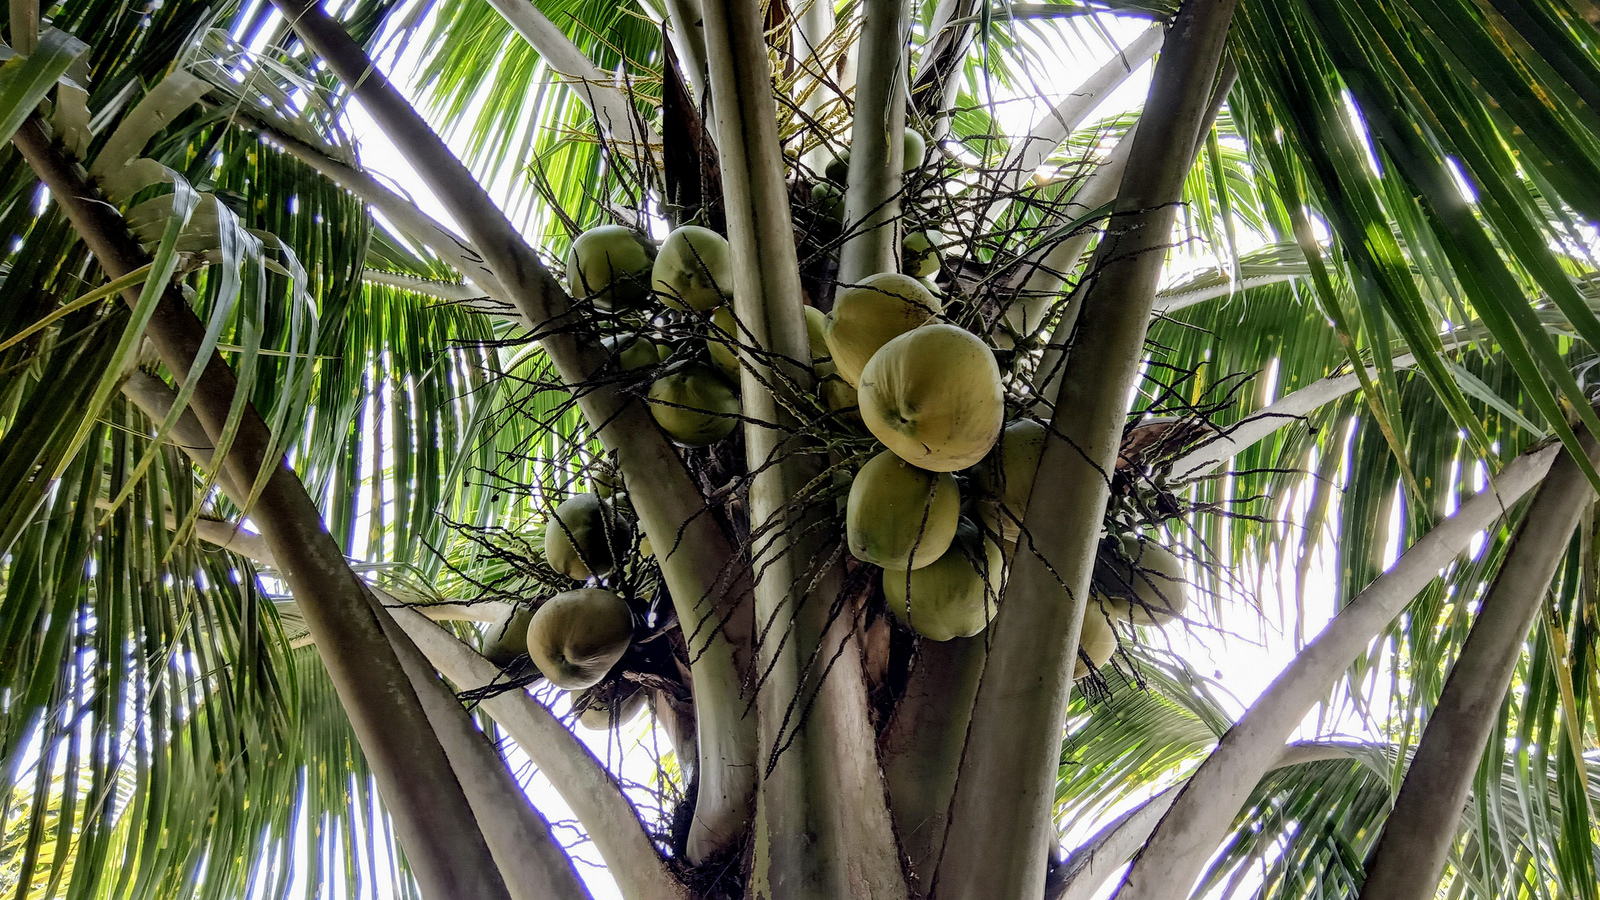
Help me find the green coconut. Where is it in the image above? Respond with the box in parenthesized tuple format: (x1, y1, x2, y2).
(565, 225, 656, 309)
(973, 419, 1047, 544)
(883, 520, 1003, 641)
(648, 362, 741, 446)
(902, 129, 928, 172)
(1073, 608, 1118, 680)
(526, 589, 634, 690)
(602, 333, 664, 371)
(858, 324, 1005, 472)
(815, 360, 860, 421)
(653, 225, 733, 311)
(482, 605, 536, 667)
(575, 681, 648, 731)
(707, 307, 741, 382)
(544, 493, 623, 580)
(805, 305, 830, 365)
(1098, 535, 1189, 626)
(825, 149, 851, 185)
(824, 273, 941, 387)
(846, 449, 960, 570)
(812, 182, 846, 221)
(902, 229, 941, 278)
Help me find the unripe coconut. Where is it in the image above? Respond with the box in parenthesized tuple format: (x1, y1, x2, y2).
(902, 129, 928, 172)
(653, 225, 732, 311)
(847, 449, 960, 570)
(973, 419, 1047, 544)
(602, 333, 663, 371)
(707, 307, 740, 382)
(1099, 536, 1189, 626)
(859, 324, 1005, 472)
(482, 605, 535, 666)
(805, 306, 830, 365)
(883, 521, 1003, 641)
(526, 589, 634, 690)
(812, 182, 846, 221)
(566, 225, 656, 309)
(1073, 608, 1118, 680)
(576, 681, 648, 731)
(648, 362, 741, 446)
(544, 493, 623, 579)
(815, 361, 860, 421)
(824, 273, 941, 386)
(825, 149, 851, 185)
(902, 229, 941, 278)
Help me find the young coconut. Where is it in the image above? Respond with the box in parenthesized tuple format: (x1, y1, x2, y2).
(814, 361, 861, 421)
(973, 419, 1047, 545)
(602, 333, 664, 371)
(575, 681, 649, 731)
(805, 305, 830, 366)
(902, 229, 941, 278)
(883, 519, 1003, 641)
(1073, 608, 1118, 680)
(653, 225, 732, 311)
(526, 589, 634, 690)
(811, 182, 846, 221)
(824, 273, 941, 387)
(707, 307, 741, 382)
(846, 449, 961, 570)
(858, 324, 1005, 472)
(648, 362, 741, 446)
(902, 128, 928, 172)
(482, 605, 536, 667)
(544, 493, 624, 579)
(1098, 535, 1189, 626)
(566, 225, 656, 309)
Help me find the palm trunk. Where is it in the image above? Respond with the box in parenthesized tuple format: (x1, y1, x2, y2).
(837, 0, 909, 282)
(11, 118, 513, 900)
(698, 0, 906, 894)
(932, 3, 1238, 895)
(1357, 436, 1598, 900)
(267, 0, 760, 858)
(879, 636, 987, 896)
(1111, 438, 1562, 900)
(392, 608, 689, 900)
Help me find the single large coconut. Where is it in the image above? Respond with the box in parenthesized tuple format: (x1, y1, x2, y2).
(648, 362, 741, 446)
(858, 324, 1004, 472)
(526, 589, 634, 690)
(812, 182, 846, 221)
(902, 229, 941, 278)
(973, 419, 1047, 544)
(566, 225, 655, 309)
(653, 225, 732, 311)
(602, 333, 664, 371)
(544, 493, 623, 579)
(707, 307, 741, 382)
(815, 360, 860, 421)
(805, 306, 830, 365)
(1073, 608, 1118, 680)
(1097, 535, 1189, 626)
(482, 605, 536, 666)
(575, 681, 648, 731)
(824, 273, 941, 387)
(883, 521, 1003, 641)
(902, 129, 928, 172)
(846, 449, 960, 570)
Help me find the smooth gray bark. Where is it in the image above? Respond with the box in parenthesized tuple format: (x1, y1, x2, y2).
(1113, 437, 1562, 900)
(1357, 437, 1598, 900)
(932, 3, 1238, 896)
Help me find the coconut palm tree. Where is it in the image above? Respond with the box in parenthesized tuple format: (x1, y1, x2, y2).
(2, 0, 1599, 896)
